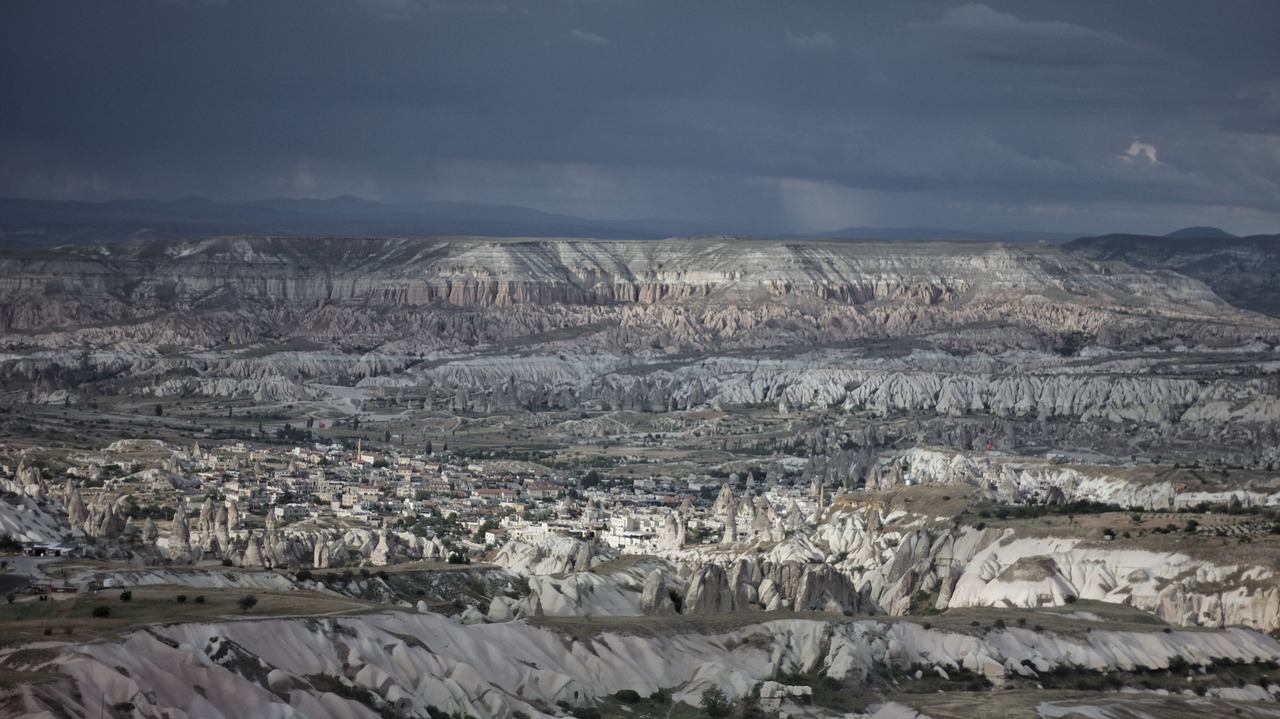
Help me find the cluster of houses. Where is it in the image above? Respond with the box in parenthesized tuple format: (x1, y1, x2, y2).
(158, 440, 827, 554)
(2, 437, 829, 558)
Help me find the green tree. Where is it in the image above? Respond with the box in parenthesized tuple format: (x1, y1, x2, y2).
(473, 519, 497, 544)
(700, 687, 730, 719)
(237, 595, 259, 613)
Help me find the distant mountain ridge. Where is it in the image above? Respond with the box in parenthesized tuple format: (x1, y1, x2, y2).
(0, 195, 1082, 248)
(805, 225, 1079, 244)
(1065, 231, 1280, 316)
(0, 195, 682, 246)
(1163, 226, 1237, 239)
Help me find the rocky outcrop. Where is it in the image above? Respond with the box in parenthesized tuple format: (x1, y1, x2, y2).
(639, 569, 676, 615)
(17, 612, 1280, 719)
(66, 483, 86, 530)
(368, 525, 396, 567)
(168, 505, 192, 563)
(683, 563, 749, 615)
(862, 447, 1280, 511)
(3, 236, 1229, 318)
(490, 535, 613, 575)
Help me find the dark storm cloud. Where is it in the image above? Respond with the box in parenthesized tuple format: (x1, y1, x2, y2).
(2, 0, 1279, 235)
(922, 3, 1151, 67)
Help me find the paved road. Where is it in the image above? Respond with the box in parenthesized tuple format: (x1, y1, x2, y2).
(0, 570, 34, 594)
(0, 555, 52, 594)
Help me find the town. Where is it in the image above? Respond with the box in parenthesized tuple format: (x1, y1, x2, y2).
(2, 435, 827, 569)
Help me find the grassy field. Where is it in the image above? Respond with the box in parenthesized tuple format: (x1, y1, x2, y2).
(587, 554, 653, 576)
(898, 599, 1180, 636)
(0, 583, 380, 647)
(531, 609, 850, 641)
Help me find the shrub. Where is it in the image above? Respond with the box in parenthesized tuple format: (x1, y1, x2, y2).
(1064, 594, 1078, 604)
(43, 627, 52, 636)
(5, 592, 14, 604)
(614, 689, 642, 703)
(295, 569, 313, 582)
(194, 595, 206, 604)
(701, 687, 730, 719)
(222, 558, 234, 567)
(92, 606, 111, 618)
(176, 594, 187, 603)
(119, 590, 132, 602)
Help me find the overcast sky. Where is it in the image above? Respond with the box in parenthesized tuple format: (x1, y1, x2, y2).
(3, 0, 1279, 235)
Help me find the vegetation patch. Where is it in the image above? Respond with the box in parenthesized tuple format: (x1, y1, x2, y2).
(997, 556, 1059, 582)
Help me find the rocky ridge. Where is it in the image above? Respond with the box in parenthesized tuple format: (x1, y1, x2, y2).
(5, 236, 1280, 465)
(10, 612, 1280, 719)
(1066, 232, 1280, 315)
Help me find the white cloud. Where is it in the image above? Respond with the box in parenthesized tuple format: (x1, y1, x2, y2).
(785, 31, 835, 50)
(569, 29, 609, 45)
(1121, 140, 1159, 165)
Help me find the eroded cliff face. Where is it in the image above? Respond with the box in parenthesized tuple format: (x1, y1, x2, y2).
(481, 470, 1280, 633)
(0, 236, 1241, 333)
(10, 611, 1280, 719)
(0, 236, 1217, 310)
(4, 235, 1279, 465)
(660, 498, 1280, 633)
